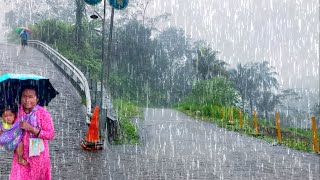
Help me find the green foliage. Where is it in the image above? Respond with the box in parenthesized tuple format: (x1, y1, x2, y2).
(32, 20, 72, 44)
(229, 62, 279, 117)
(56, 42, 101, 80)
(16, 18, 236, 108)
(177, 75, 317, 152)
(191, 77, 237, 106)
(115, 99, 143, 119)
(109, 20, 193, 106)
(113, 99, 142, 144)
(193, 46, 228, 80)
(176, 103, 319, 153)
(81, 95, 86, 105)
(282, 139, 311, 152)
(31, 20, 102, 80)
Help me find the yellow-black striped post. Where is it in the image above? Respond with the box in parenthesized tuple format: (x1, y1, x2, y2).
(275, 112, 282, 144)
(229, 107, 233, 124)
(239, 108, 243, 129)
(311, 116, 319, 153)
(222, 106, 225, 120)
(253, 111, 258, 135)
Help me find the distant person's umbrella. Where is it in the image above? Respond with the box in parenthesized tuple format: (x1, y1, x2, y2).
(15, 27, 32, 39)
(0, 73, 59, 107)
(15, 27, 32, 35)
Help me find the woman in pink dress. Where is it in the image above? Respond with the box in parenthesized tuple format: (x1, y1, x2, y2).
(9, 85, 55, 180)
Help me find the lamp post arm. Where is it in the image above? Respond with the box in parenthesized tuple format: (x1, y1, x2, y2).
(93, 10, 104, 20)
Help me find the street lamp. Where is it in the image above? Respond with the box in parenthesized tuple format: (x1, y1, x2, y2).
(34, 12, 44, 40)
(99, 0, 109, 141)
(93, 1, 113, 138)
(82, 0, 128, 149)
(86, 0, 115, 143)
(90, 14, 99, 19)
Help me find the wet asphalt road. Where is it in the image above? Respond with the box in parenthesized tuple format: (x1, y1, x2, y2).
(0, 44, 319, 180)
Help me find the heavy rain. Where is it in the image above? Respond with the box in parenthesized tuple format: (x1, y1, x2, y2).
(0, 0, 319, 179)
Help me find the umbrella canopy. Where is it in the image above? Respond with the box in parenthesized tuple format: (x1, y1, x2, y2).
(15, 27, 32, 35)
(0, 73, 59, 107)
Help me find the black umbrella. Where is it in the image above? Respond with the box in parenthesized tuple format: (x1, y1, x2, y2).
(0, 73, 59, 107)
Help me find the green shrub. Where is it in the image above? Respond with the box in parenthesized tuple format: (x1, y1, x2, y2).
(191, 77, 237, 106)
(113, 99, 142, 144)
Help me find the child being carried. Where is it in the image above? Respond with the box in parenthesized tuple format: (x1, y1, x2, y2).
(0, 104, 27, 165)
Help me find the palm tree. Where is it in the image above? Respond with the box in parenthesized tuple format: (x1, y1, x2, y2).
(193, 46, 228, 81)
(254, 61, 279, 92)
(251, 61, 279, 118)
(231, 62, 279, 115)
(230, 63, 247, 111)
(255, 91, 281, 119)
(244, 64, 260, 114)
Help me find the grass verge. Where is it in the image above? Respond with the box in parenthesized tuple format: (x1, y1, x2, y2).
(176, 104, 320, 153)
(112, 99, 143, 144)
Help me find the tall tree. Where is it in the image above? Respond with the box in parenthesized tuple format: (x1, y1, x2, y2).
(254, 61, 279, 118)
(230, 63, 247, 111)
(254, 61, 279, 92)
(231, 61, 279, 116)
(75, 0, 86, 49)
(242, 62, 279, 116)
(151, 28, 192, 103)
(239, 63, 258, 114)
(277, 89, 302, 117)
(193, 46, 228, 81)
(255, 91, 280, 119)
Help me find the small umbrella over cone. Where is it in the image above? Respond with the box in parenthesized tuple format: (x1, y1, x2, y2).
(80, 106, 103, 150)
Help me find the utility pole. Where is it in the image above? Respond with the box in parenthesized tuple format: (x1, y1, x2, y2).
(83, 0, 128, 147)
(99, 0, 108, 139)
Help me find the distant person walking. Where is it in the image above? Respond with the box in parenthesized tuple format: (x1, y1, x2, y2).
(19, 30, 28, 49)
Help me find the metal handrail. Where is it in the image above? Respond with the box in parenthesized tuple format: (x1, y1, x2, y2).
(28, 40, 92, 124)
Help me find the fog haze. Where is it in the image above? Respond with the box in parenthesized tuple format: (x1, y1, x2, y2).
(147, 0, 319, 90)
(1, 0, 319, 90)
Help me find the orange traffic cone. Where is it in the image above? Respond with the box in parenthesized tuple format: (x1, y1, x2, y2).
(80, 106, 103, 150)
(85, 106, 100, 142)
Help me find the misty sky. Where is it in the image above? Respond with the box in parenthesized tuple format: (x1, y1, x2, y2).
(0, 3, 9, 42)
(1, 0, 319, 91)
(146, 0, 319, 90)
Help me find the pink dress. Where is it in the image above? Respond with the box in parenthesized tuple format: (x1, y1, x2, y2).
(9, 105, 55, 180)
